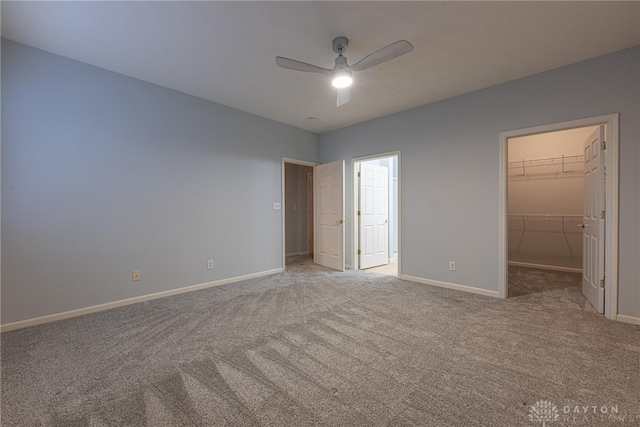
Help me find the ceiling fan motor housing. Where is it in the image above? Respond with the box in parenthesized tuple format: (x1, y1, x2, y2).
(332, 37, 349, 54)
(334, 55, 349, 70)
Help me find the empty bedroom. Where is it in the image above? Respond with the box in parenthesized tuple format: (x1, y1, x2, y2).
(1, 2, 639, 426)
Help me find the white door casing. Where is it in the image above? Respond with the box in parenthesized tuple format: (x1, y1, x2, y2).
(307, 172, 314, 255)
(499, 114, 618, 320)
(314, 160, 345, 271)
(358, 162, 389, 269)
(582, 125, 605, 313)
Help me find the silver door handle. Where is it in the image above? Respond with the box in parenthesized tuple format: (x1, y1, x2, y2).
(578, 223, 587, 229)
(336, 219, 344, 224)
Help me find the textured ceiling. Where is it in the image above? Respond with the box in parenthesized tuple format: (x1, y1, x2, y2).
(2, 1, 639, 133)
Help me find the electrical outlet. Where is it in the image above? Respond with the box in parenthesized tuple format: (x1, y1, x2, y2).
(132, 271, 141, 281)
(207, 260, 214, 270)
(449, 261, 456, 271)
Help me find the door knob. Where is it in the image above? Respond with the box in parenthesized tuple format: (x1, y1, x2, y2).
(336, 219, 344, 224)
(578, 223, 587, 229)
(384, 219, 389, 223)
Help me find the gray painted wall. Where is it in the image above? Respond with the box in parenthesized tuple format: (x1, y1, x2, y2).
(1, 40, 319, 324)
(319, 47, 639, 319)
(2, 40, 638, 324)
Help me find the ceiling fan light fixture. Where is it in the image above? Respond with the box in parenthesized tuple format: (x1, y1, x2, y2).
(331, 70, 353, 88)
(276, 38, 414, 106)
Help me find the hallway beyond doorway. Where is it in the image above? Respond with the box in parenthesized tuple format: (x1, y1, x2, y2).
(363, 258, 398, 277)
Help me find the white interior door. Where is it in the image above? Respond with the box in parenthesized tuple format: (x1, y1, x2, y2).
(582, 125, 605, 313)
(358, 163, 389, 269)
(314, 161, 344, 271)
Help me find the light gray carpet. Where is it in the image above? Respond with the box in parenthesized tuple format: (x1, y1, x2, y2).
(1, 258, 638, 426)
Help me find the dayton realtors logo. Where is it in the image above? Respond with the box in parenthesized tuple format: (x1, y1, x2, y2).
(528, 400, 631, 424)
(529, 400, 560, 426)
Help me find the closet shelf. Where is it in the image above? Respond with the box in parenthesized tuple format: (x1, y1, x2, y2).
(508, 214, 582, 233)
(508, 215, 583, 261)
(508, 154, 583, 177)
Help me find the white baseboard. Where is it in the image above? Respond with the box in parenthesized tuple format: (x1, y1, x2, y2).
(285, 251, 309, 257)
(508, 261, 582, 274)
(400, 274, 500, 298)
(616, 314, 640, 326)
(0, 268, 284, 333)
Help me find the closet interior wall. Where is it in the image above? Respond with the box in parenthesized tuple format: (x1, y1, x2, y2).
(285, 163, 313, 257)
(508, 126, 598, 271)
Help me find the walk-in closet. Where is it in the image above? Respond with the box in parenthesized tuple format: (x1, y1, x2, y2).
(507, 126, 598, 301)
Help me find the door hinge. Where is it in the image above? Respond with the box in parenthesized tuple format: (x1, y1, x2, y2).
(600, 210, 605, 220)
(601, 141, 607, 150)
(357, 210, 361, 216)
(357, 249, 361, 255)
(357, 172, 361, 177)
(599, 279, 605, 288)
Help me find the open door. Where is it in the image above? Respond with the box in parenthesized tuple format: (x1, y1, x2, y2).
(358, 162, 389, 269)
(581, 125, 605, 313)
(314, 160, 345, 271)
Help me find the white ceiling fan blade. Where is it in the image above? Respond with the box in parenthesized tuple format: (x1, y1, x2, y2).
(336, 87, 350, 107)
(275, 57, 332, 76)
(350, 40, 414, 72)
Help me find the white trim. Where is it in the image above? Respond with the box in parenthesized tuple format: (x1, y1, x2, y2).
(1, 268, 283, 333)
(499, 114, 619, 320)
(345, 264, 352, 270)
(499, 131, 508, 299)
(508, 261, 582, 274)
(351, 151, 402, 277)
(281, 157, 318, 270)
(616, 315, 640, 326)
(281, 157, 317, 168)
(285, 251, 309, 257)
(401, 274, 500, 298)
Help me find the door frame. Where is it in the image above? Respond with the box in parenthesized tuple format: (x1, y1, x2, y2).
(351, 151, 401, 275)
(498, 114, 619, 320)
(281, 157, 318, 269)
(307, 172, 314, 255)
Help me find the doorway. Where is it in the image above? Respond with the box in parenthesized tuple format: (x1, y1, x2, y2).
(499, 114, 619, 320)
(507, 126, 597, 309)
(282, 158, 316, 268)
(508, 126, 596, 272)
(352, 152, 400, 276)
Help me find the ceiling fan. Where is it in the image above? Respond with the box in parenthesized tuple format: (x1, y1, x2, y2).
(276, 37, 414, 107)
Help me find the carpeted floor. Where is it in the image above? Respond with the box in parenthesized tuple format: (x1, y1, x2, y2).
(1, 258, 638, 426)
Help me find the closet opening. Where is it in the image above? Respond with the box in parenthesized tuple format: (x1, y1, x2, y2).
(282, 159, 316, 268)
(506, 125, 604, 312)
(500, 114, 619, 319)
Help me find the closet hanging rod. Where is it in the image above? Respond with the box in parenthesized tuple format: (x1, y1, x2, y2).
(508, 154, 583, 176)
(508, 214, 582, 233)
(508, 214, 582, 218)
(508, 154, 583, 165)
